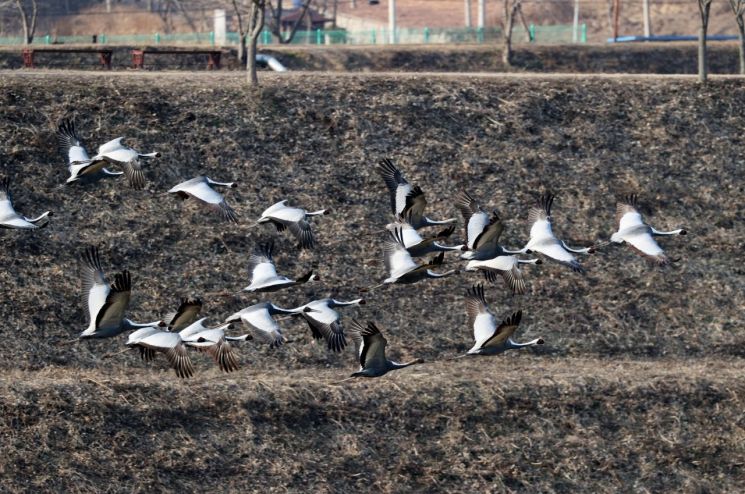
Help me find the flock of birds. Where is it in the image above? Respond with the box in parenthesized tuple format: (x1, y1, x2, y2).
(0, 119, 688, 380)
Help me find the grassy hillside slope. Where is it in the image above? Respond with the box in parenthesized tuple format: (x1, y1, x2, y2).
(0, 72, 743, 491)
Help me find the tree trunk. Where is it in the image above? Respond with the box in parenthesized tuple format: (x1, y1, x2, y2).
(15, 0, 37, 45)
(239, 32, 248, 65)
(232, 0, 248, 65)
(247, 34, 258, 85)
(698, 0, 711, 82)
(698, 26, 707, 82)
(612, 0, 620, 40)
(737, 17, 745, 74)
(502, 0, 518, 67)
(247, 1, 266, 86)
(728, 0, 745, 74)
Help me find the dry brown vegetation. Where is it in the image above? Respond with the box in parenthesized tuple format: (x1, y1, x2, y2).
(0, 71, 743, 491)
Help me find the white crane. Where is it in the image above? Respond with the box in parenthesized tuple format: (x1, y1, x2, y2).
(454, 189, 524, 260)
(347, 319, 423, 378)
(462, 284, 544, 356)
(168, 176, 238, 223)
(78, 246, 162, 339)
(88, 137, 160, 190)
(378, 158, 456, 229)
(163, 298, 203, 331)
(126, 328, 195, 378)
(180, 320, 250, 373)
(384, 219, 461, 257)
(124, 325, 161, 363)
(295, 298, 365, 353)
(465, 255, 541, 295)
(611, 194, 686, 265)
(514, 193, 593, 273)
(255, 200, 327, 249)
(57, 118, 122, 185)
(242, 240, 317, 293)
(225, 301, 306, 348)
(0, 177, 52, 229)
(380, 227, 458, 286)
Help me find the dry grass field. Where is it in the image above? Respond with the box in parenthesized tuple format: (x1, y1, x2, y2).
(0, 71, 743, 492)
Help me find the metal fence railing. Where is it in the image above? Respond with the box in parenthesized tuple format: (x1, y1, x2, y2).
(0, 24, 587, 47)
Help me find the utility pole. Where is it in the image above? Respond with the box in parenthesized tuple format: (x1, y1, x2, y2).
(389, 0, 396, 44)
(572, 0, 579, 42)
(477, 0, 485, 28)
(642, 0, 652, 37)
(465, 0, 472, 27)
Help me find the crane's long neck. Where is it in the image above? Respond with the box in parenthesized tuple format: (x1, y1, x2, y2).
(391, 358, 424, 369)
(506, 338, 544, 349)
(138, 151, 160, 158)
(330, 298, 364, 307)
(517, 258, 540, 265)
(269, 304, 303, 315)
(422, 216, 457, 227)
(24, 211, 51, 224)
(502, 246, 530, 254)
(213, 322, 233, 332)
(426, 269, 458, 278)
(225, 334, 251, 342)
(561, 240, 594, 254)
(206, 178, 236, 188)
(432, 242, 463, 251)
(651, 227, 686, 236)
(306, 209, 327, 217)
(122, 319, 163, 330)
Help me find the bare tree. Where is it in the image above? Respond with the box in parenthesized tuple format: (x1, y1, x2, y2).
(728, 0, 745, 74)
(232, 0, 249, 64)
(14, 0, 37, 44)
(247, 0, 266, 86)
(171, 0, 198, 32)
(698, 0, 713, 82)
(266, 0, 314, 44)
(154, 0, 199, 34)
(501, 0, 522, 66)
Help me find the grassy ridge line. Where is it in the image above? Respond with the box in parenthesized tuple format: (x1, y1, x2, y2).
(1, 358, 743, 492)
